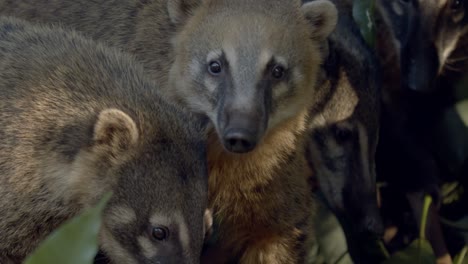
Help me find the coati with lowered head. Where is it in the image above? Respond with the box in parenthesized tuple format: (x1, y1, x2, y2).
(0, 0, 338, 262)
(302, 0, 383, 262)
(0, 16, 208, 264)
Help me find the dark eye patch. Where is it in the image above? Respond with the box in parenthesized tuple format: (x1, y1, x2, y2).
(265, 58, 288, 82)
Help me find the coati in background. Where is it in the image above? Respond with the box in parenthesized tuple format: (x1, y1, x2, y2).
(375, 0, 468, 262)
(0, 16, 209, 264)
(302, 0, 383, 262)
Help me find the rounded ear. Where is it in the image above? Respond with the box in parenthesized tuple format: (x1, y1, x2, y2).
(167, 0, 200, 24)
(93, 108, 139, 154)
(301, 0, 338, 41)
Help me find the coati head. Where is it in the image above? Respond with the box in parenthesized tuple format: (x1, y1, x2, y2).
(72, 108, 208, 264)
(301, 3, 384, 238)
(167, 0, 338, 153)
(377, 0, 468, 93)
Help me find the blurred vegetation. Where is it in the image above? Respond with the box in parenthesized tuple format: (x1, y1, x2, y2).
(352, 0, 376, 49)
(23, 193, 111, 264)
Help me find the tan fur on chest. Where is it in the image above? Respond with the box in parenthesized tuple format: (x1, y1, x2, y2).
(206, 108, 309, 252)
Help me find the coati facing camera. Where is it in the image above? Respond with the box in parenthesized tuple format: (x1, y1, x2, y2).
(0, 17, 208, 264)
(0, 0, 338, 262)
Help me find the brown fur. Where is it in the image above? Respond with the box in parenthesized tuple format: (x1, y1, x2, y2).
(0, 0, 338, 262)
(205, 108, 314, 263)
(0, 17, 208, 264)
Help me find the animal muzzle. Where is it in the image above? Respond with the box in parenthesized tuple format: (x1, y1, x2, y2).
(218, 110, 267, 154)
(401, 31, 440, 93)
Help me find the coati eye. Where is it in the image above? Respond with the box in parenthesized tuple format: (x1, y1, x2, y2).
(451, 0, 463, 10)
(271, 65, 285, 80)
(208, 61, 222, 75)
(151, 226, 169, 241)
(332, 126, 353, 144)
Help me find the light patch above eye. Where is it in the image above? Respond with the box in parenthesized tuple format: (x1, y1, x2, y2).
(206, 49, 223, 63)
(149, 213, 171, 227)
(259, 50, 289, 75)
(106, 205, 137, 226)
(391, 1, 404, 15)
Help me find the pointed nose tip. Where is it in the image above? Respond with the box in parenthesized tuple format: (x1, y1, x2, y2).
(360, 215, 384, 236)
(223, 129, 257, 153)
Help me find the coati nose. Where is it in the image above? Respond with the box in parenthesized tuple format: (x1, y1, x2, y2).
(223, 129, 257, 153)
(360, 215, 384, 236)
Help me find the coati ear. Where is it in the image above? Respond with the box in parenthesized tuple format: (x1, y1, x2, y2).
(93, 108, 139, 154)
(167, 0, 200, 24)
(301, 0, 338, 41)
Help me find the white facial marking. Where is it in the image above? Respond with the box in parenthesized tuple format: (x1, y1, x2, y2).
(223, 44, 238, 75)
(189, 58, 201, 77)
(138, 236, 158, 259)
(106, 205, 137, 226)
(206, 50, 223, 63)
(258, 49, 272, 74)
(204, 77, 218, 93)
(273, 83, 289, 98)
(174, 212, 191, 251)
(99, 227, 138, 264)
(391, 1, 403, 16)
(438, 38, 459, 72)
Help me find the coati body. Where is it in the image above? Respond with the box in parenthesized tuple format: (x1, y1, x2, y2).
(0, 0, 339, 262)
(374, 0, 468, 261)
(0, 17, 208, 264)
(302, 0, 383, 261)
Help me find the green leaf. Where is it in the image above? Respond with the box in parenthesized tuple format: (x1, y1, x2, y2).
(380, 239, 436, 264)
(24, 192, 112, 264)
(454, 246, 467, 264)
(352, 0, 377, 49)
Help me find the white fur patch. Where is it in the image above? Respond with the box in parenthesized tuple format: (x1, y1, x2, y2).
(273, 83, 289, 98)
(438, 37, 459, 71)
(391, 1, 403, 16)
(174, 212, 191, 251)
(223, 45, 238, 75)
(106, 205, 137, 226)
(138, 236, 158, 259)
(99, 227, 138, 264)
(189, 58, 201, 77)
(206, 49, 223, 63)
(204, 77, 218, 93)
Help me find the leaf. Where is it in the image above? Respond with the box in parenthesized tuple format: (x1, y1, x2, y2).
(454, 246, 467, 264)
(24, 192, 112, 264)
(380, 239, 436, 264)
(352, 0, 377, 49)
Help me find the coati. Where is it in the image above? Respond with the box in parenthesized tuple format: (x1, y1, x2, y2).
(0, 0, 332, 155)
(376, 0, 468, 94)
(0, 16, 208, 264)
(374, 0, 468, 262)
(302, 0, 383, 262)
(0, 0, 339, 262)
